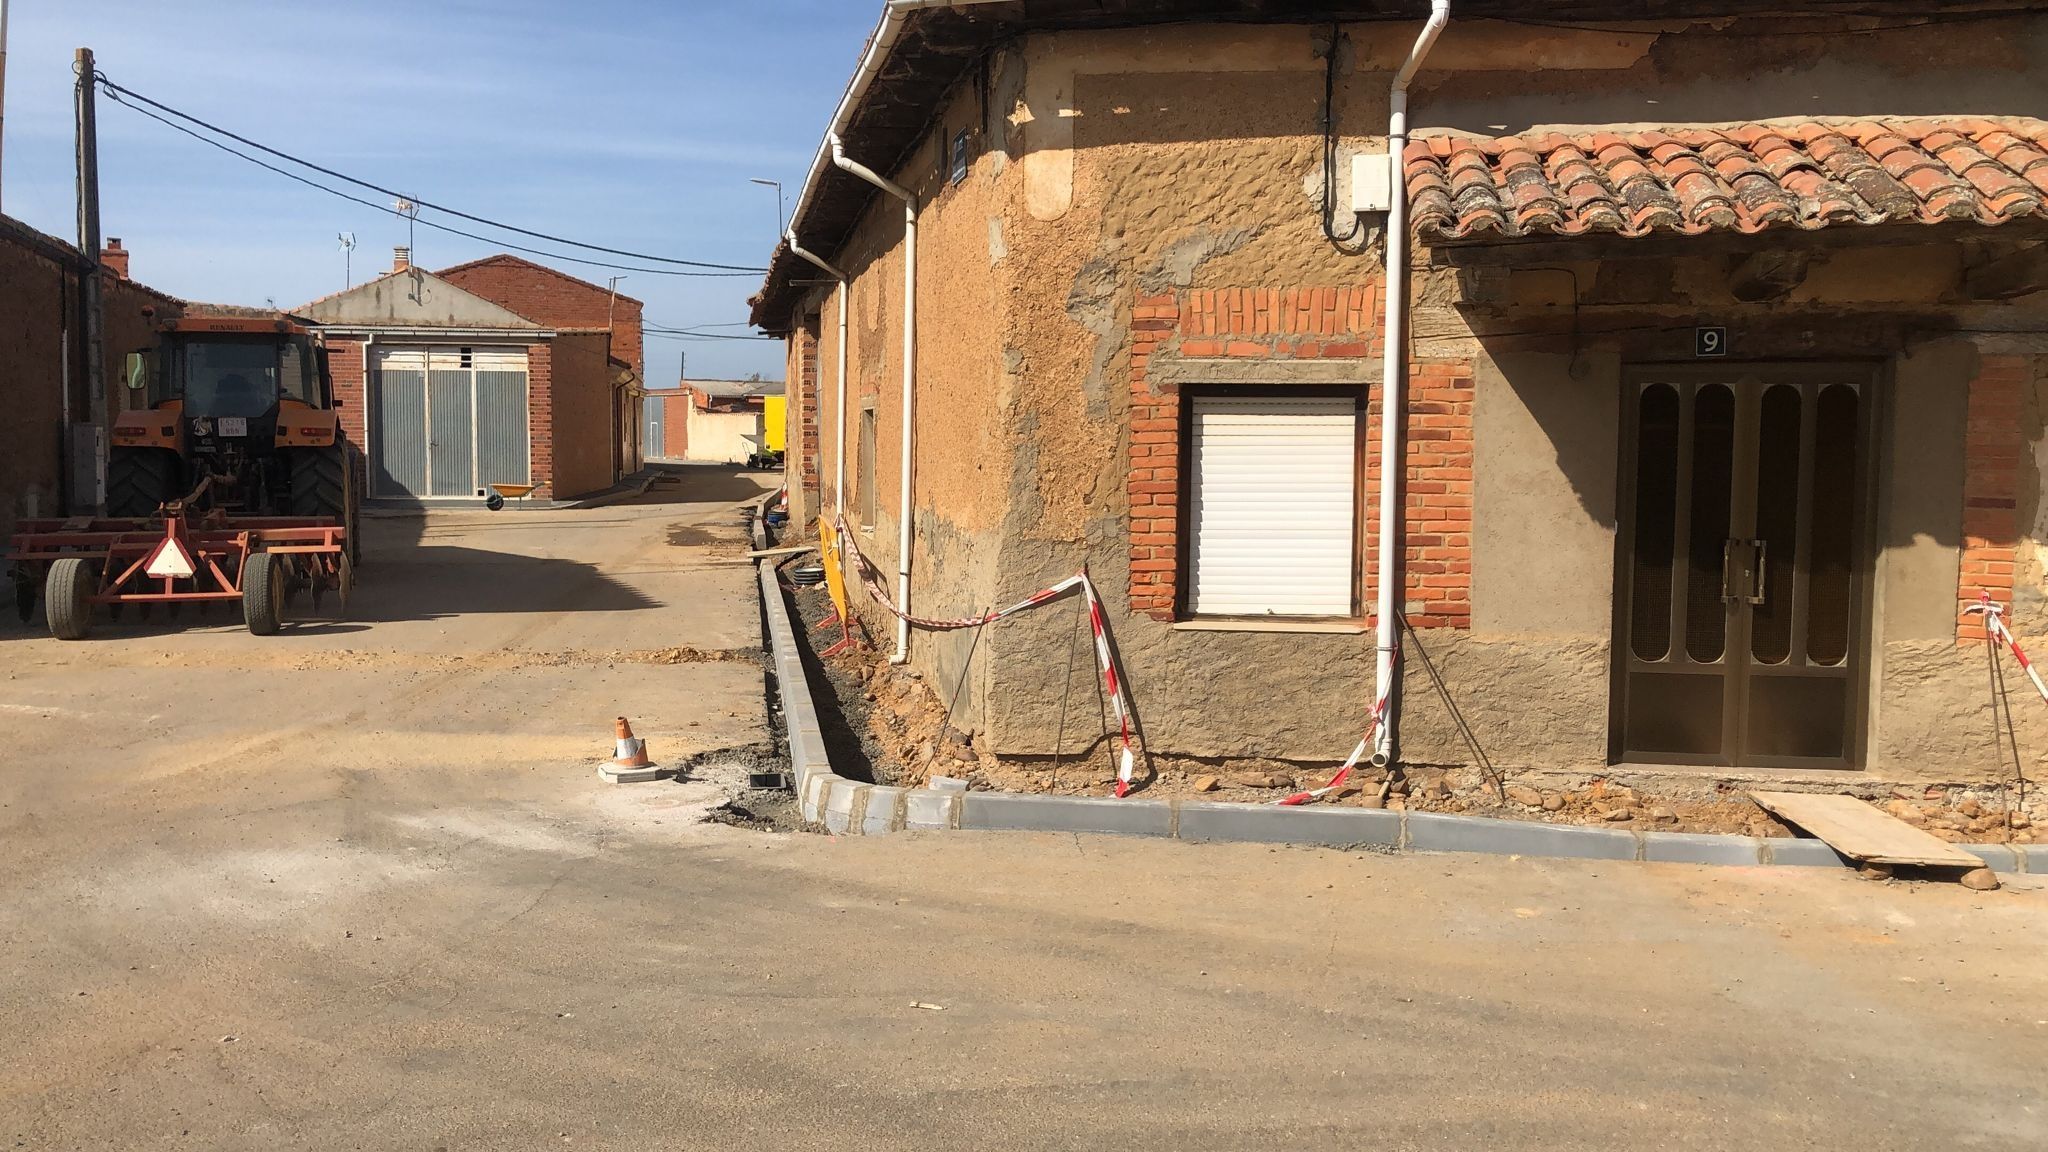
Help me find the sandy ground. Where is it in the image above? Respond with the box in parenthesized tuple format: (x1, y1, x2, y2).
(3, 465, 2046, 1149)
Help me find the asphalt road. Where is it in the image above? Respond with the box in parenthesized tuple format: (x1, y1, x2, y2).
(3, 465, 2045, 1150)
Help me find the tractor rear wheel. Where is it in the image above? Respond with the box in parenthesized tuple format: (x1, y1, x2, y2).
(291, 445, 361, 566)
(106, 448, 177, 519)
(243, 552, 283, 636)
(45, 558, 94, 640)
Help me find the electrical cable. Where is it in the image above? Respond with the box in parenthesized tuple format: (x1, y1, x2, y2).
(645, 330, 779, 342)
(1397, 610, 1509, 802)
(1049, 590, 1088, 789)
(102, 91, 761, 280)
(1987, 626, 2031, 833)
(646, 321, 769, 333)
(95, 72, 767, 273)
(942, 608, 989, 737)
(1319, 23, 1370, 251)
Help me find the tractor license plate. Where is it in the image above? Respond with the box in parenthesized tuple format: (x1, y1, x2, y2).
(217, 417, 248, 437)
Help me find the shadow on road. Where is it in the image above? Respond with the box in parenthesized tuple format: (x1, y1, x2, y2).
(346, 544, 659, 621)
(620, 463, 779, 508)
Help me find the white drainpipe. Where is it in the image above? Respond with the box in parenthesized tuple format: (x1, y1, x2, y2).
(1374, 0, 1452, 765)
(785, 232, 848, 518)
(764, 1, 1016, 665)
(829, 133, 918, 664)
(781, 0, 1012, 242)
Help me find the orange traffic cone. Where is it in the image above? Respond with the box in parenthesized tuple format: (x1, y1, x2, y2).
(613, 716, 652, 768)
(600, 716, 660, 783)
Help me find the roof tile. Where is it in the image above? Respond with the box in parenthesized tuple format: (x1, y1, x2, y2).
(1409, 117, 2048, 242)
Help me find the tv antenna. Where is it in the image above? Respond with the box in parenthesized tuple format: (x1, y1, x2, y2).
(394, 198, 418, 255)
(338, 231, 357, 287)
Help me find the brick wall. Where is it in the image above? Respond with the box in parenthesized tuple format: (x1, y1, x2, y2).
(1958, 354, 2029, 642)
(528, 342, 555, 498)
(325, 337, 367, 449)
(796, 320, 822, 501)
(437, 255, 643, 377)
(1388, 362, 1474, 629)
(1127, 284, 1471, 628)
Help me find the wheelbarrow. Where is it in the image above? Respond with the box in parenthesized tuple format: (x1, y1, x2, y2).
(485, 483, 539, 511)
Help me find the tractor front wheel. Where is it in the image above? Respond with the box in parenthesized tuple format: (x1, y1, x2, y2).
(44, 558, 95, 640)
(243, 552, 283, 636)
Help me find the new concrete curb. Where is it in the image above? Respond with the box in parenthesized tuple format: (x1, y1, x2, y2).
(568, 469, 661, 510)
(751, 539, 2034, 875)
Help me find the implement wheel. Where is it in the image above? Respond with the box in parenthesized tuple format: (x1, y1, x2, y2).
(243, 552, 283, 636)
(107, 448, 178, 519)
(291, 445, 360, 567)
(45, 558, 94, 641)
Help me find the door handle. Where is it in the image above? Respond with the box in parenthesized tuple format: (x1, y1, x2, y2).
(1722, 538, 1765, 606)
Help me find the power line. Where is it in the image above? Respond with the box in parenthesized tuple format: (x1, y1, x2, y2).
(94, 72, 768, 274)
(646, 329, 777, 342)
(645, 318, 775, 339)
(102, 91, 760, 279)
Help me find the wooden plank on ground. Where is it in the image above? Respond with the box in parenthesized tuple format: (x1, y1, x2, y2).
(1749, 791, 1983, 868)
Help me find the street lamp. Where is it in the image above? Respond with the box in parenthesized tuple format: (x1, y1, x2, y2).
(750, 178, 785, 240)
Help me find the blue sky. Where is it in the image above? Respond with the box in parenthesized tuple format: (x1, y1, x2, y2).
(1, 0, 877, 381)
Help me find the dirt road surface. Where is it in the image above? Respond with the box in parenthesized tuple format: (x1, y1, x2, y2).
(3, 465, 2045, 1150)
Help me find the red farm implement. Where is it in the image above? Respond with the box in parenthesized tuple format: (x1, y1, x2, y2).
(8, 507, 352, 640)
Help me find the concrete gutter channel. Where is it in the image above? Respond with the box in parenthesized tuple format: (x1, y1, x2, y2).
(751, 512, 2035, 875)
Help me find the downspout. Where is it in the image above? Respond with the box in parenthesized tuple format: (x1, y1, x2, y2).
(785, 232, 848, 518)
(765, 0, 1013, 660)
(1373, 0, 1452, 765)
(780, 0, 1014, 240)
(829, 132, 918, 665)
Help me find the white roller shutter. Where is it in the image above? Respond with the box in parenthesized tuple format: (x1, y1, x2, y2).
(1189, 395, 1357, 616)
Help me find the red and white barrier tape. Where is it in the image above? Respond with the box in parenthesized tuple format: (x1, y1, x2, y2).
(829, 514, 1143, 796)
(1967, 591, 2048, 708)
(1275, 692, 1388, 806)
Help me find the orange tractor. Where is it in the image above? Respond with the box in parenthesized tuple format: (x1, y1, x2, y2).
(8, 315, 360, 638)
(107, 315, 361, 550)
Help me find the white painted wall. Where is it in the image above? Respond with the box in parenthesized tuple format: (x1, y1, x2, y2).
(684, 405, 764, 463)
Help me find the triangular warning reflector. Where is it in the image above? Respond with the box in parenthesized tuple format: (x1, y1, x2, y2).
(144, 537, 196, 579)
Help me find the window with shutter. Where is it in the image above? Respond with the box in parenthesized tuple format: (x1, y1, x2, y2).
(1187, 394, 1358, 617)
(858, 404, 879, 534)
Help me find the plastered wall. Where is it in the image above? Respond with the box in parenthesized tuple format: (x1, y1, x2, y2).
(793, 15, 2048, 784)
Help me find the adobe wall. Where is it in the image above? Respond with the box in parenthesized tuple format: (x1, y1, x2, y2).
(800, 15, 2048, 798)
(806, 69, 1027, 735)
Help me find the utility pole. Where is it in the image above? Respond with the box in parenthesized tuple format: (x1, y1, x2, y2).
(1, 0, 12, 213)
(75, 47, 106, 513)
(679, 350, 686, 385)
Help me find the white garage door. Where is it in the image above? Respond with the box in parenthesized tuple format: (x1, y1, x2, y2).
(1188, 394, 1358, 617)
(371, 346, 529, 499)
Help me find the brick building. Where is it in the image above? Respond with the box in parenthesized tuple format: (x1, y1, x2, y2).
(1, 220, 183, 544)
(750, 1, 2048, 819)
(301, 250, 644, 501)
